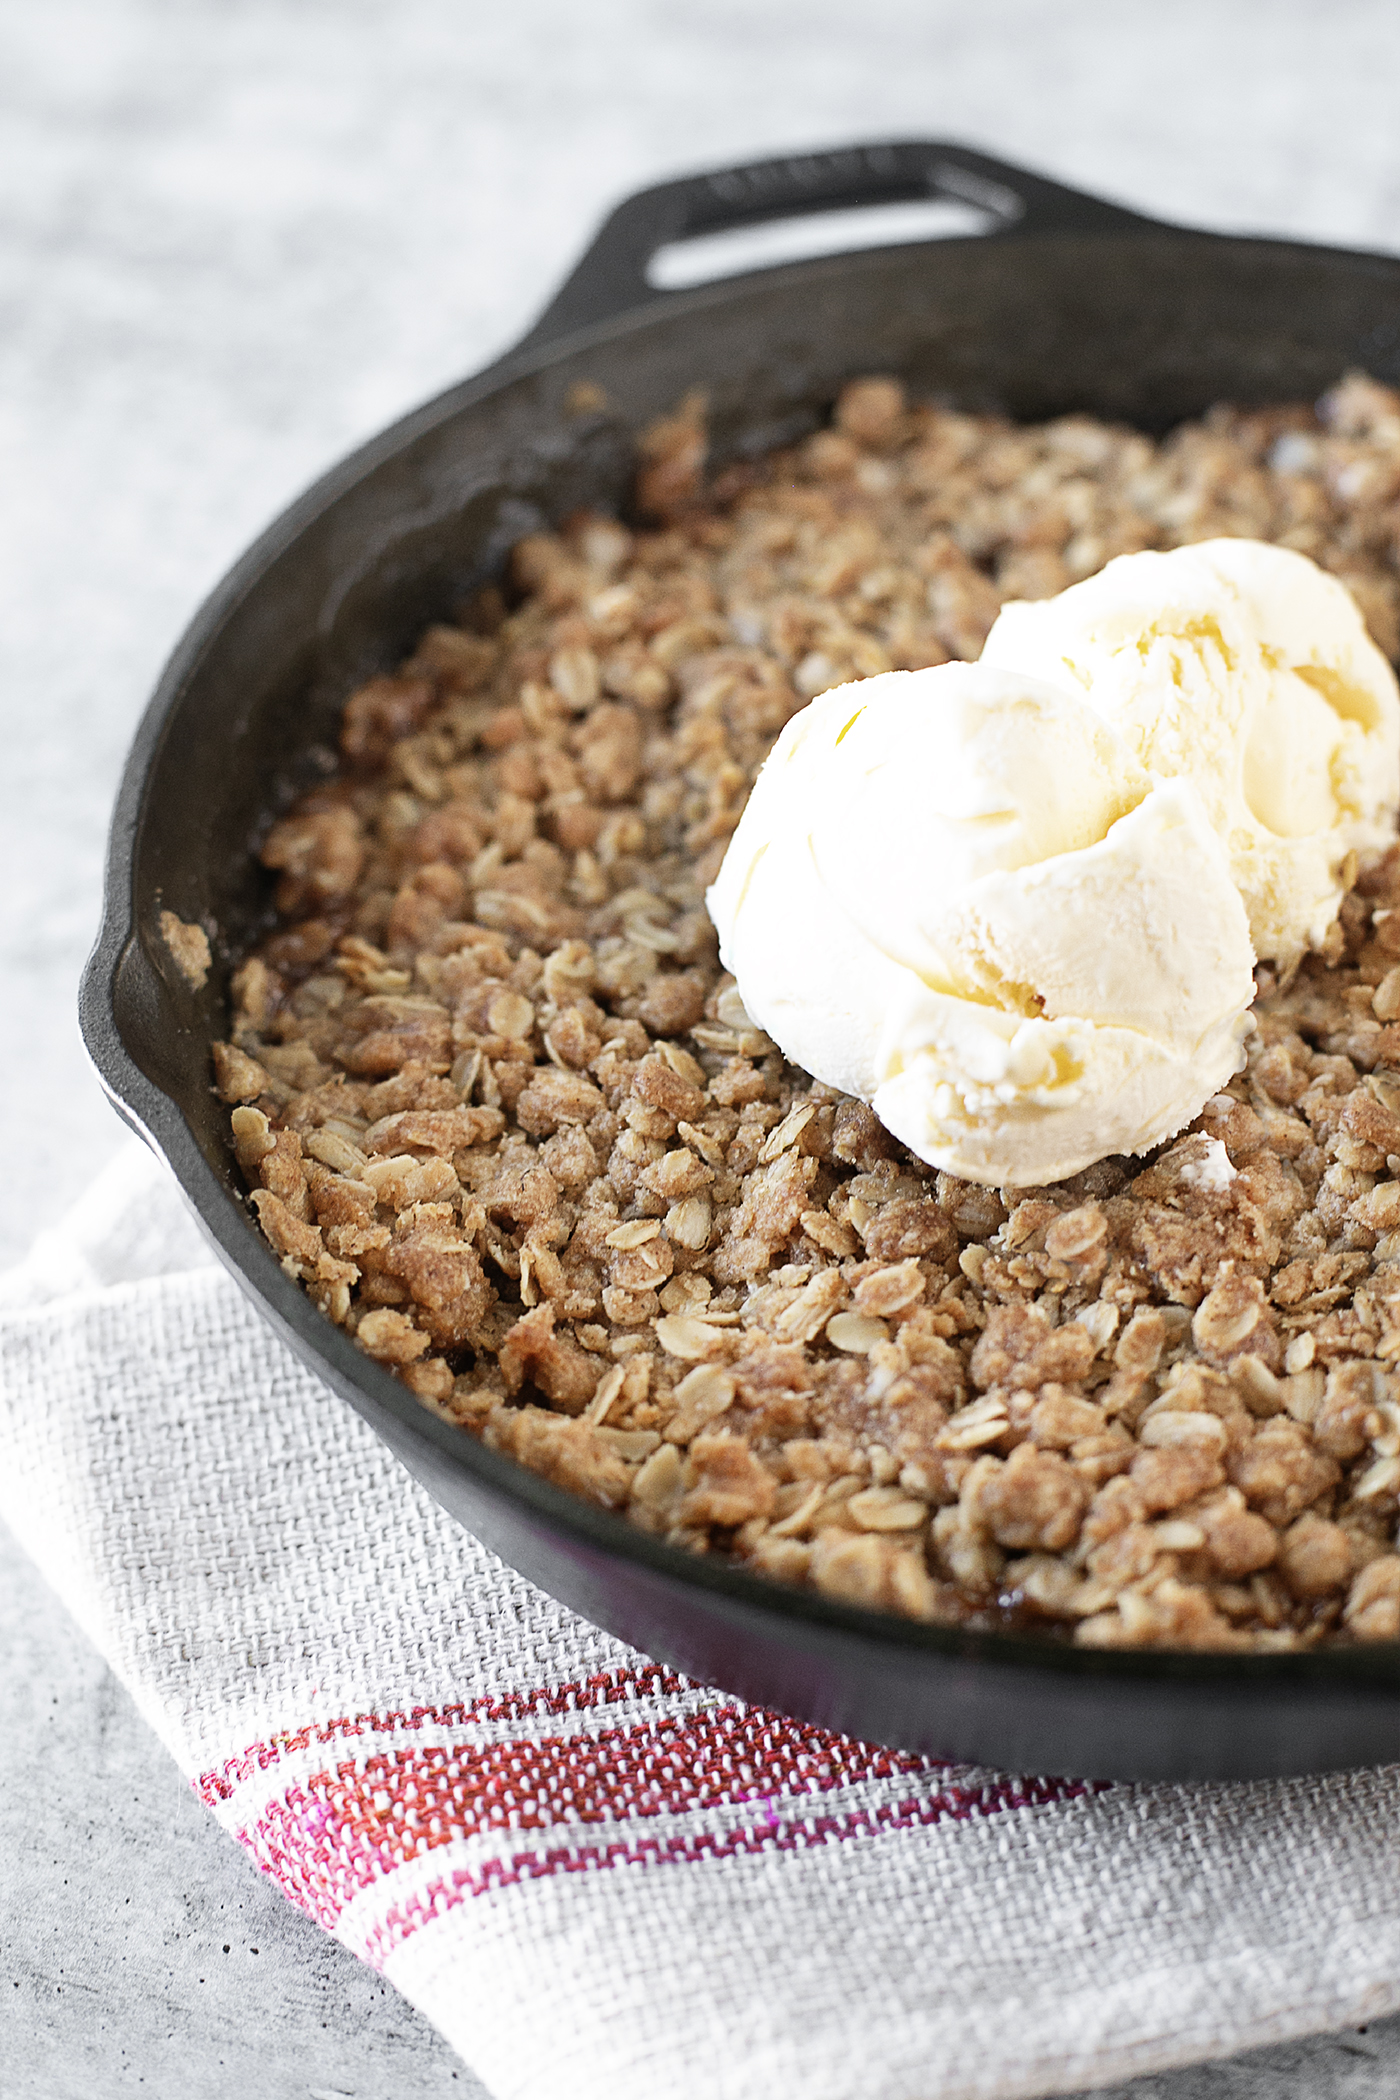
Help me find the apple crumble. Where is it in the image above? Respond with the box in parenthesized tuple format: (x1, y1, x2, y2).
(217, 370, 1400, 1651)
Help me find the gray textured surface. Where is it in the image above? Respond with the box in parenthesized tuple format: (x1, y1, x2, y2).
(10, 1, 1400, 2092)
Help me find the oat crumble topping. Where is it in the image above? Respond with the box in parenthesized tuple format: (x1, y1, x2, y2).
(217, 370, 1400, 1650)
(161, 909, 212, 991)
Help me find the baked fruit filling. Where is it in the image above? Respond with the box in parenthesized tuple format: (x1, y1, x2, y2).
(214, 371, 1400, 1650)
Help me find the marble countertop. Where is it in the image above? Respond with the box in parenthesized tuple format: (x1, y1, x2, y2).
(9, 1, 1400, 2091)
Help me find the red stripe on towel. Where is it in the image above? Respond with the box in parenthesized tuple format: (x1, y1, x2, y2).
(363, 1776, 1092, 1964)
(224, 1700, 1093, 1946)
(194, 1664, 692, 1806)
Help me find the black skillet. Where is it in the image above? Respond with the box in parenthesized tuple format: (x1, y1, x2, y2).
(80, 140, 1400, 1782)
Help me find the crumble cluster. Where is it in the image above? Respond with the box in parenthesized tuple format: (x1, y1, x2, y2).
(217, 369, 1400, 1650)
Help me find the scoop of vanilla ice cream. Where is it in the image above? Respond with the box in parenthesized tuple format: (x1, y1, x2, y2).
(981, 539, 1400, 963)
(706, 663, 1256, 1187)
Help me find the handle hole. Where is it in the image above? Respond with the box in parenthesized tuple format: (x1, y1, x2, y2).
(647, 196, 999, 291)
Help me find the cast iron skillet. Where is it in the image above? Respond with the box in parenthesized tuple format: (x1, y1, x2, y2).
(81, 139, 1400, 1782)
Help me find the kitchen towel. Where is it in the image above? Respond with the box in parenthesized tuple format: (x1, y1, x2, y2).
(4, 1138, 1400, 2100)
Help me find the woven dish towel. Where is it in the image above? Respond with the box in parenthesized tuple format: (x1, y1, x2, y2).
(6, 1143, 1400, 2100)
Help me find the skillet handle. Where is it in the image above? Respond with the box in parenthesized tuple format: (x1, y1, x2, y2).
(514, 139, 1156, 357)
